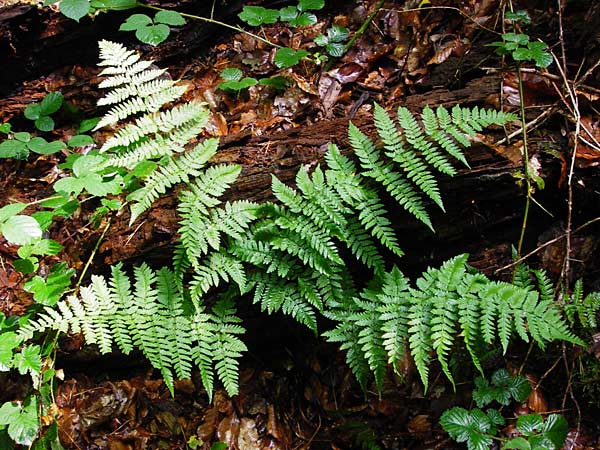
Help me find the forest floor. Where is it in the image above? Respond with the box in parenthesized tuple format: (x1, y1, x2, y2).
(1, 0, 600, 449)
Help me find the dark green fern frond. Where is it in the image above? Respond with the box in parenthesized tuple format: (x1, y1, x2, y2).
(564, 280, 599, 329)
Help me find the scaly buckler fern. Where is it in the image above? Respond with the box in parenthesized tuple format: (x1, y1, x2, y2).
(93, 40, 213, 224)
(324, 254, 585, 392)
(17, 263, 246, 399)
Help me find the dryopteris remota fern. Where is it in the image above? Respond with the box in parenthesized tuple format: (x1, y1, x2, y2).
(323, 254, 585, 392)
(17, 263, 247, 399)
(93, 40, 213, 223)
(350, 103, 517, 230)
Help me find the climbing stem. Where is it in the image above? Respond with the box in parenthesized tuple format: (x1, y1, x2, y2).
(139, 3, 281, 49)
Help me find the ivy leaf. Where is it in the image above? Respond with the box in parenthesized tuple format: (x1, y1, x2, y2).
(27, 137, 65, 155)
(0, 203, 27, 223)
(154, 10, 185, 26)
(119, 13, 152, 30)
(0, 215, 42, 245)
(298, 0, 324, 11)
(0, 332, 18, 371)
(14, 345, 42, 377)
(67, 134, 94, 148)
(59, 0, 90, 21)
(238, 6, 279, 26)
(40, 92, 64, 116)
(440, 407, 493, 450)
(274, 48, 309, 68)
(136, 24, 170, 45)
(35, 116, 55, 132)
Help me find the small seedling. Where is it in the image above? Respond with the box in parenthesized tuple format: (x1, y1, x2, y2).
(24, 91, 63, 131)
(314, 24, 349, 57)
(217, 68, 258, 93)
(488, 33, 552, 68)
(120, 10, 186, 45)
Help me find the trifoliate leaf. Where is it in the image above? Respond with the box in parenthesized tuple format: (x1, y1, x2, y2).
(502, 33, 530, 45)
(154, 10, 185, 26)
(59, 0, 90, 21)
(440, 407, 493, 450)
(516, 413, 544, 434)
(238, 6, 279, 26)
(119, 13, 152, 30)
(136, 24, 170, 46)
(67, 134, 94, 148)
(298, 0, 324, 11)
(35, 116, 55, 132)
(0, 215, 42, 245)
(40, 92, 64, 116)
(274, 48, 309, 68)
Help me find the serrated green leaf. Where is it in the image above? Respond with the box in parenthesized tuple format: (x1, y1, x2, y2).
(528, 42, 552, 68)
(221, 67, 243, 81)
(0, 403, 20, 426)
(486, 408, 505, 427)
(326, 42, 345, 57)
(440, 407, 493, 449)
(0, 332, 18, 371)
(278, 6, 298, 23)
(136, 24, 170, 45)
(258, 76, 289, 90)
(131, 160, 157, 177)
(14, 345, 42, 376)
(0, 203, 27, 223)
(517, 413, 544, 434)
(154, 10, 185, 26)
(2, 396, 39, 446)
(119, 13, 152, 30)
(27, 137, 65, 155)
(313, 33, 328, 46)
(274, 48, 309, 68)
(101, 198, 122, 209)
(502, 33, 529, 45)
(238, 6, 279, 26)
(218, 77, 258, 92)
(13, 258, 37, 274)
(60, 0, 90, 21)
(541, 414, 567, 449)
(292, 12, 316, 26)
(298, 0, 324, 11)
(35, 116, 55, 132)
(31, 211, 55, 231)
(327, 24, 349, 42)
(24, 263, 74, 306)
(40, 92, 64, 116)
(24, 103, 42, 120)
(0, 215, 42, 245)
(505, 10, 531, 24)
(67, 134, 94, 148)
(32, 239, 63, 256)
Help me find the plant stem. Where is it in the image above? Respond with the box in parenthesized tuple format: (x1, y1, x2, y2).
(76, 218, 111, 288)
(515, 66, 531, 259)
(342, 0, 385, 55)
(139, 3, 281, 49)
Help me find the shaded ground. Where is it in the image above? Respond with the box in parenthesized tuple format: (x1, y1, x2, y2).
(1, 0, 600, 448)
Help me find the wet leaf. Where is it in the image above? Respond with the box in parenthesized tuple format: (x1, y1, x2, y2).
(35, 116, 55, 132)
(40, 92, 64, 116)
(59, 0, 90, 22)
(136, 24, 170, 45)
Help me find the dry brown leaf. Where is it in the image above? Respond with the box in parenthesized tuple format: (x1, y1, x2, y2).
(407, 415, 431, 433)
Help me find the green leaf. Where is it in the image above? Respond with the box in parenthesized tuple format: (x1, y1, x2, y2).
(0, 215, 42, 245)
(13, 258, 37, 274)
(1, 396, 39, 446)
(541, 414, 567, 449)
(135, 24, 170, 46)
(14, 345, 42, 376)
(486, 409, 505, 427)
(0, 123, 11, 134)
(279, 6, 299, 23)
(218, 77, 258, 92)
(40, 92, 64, 116)
(517, 413, 544, 434)
(238, 6, 279, 26)
(154, 10, 185, 26)
(440, 407, 493, 450)
(528, 42, 552, 68)
(13, 132, 31, 143)
(119, 13, 152, 30)
(505, 437, 532, 450)
(101, 198, 122, 209)
(24, 103, 42, 120)
(35, 115, 55, 132)
(274, 47, 309, 68)
(327, 24, 349, 43)
(72, 154, 106, 177)
(90, 0, 136, 9)
(326, 42, 345, 57)
(81, 174, 122, 196)
(0, 139, 27, 159)
(53, 176, 86, 195)
(211, 443, 227, 450)
(505, 10, 531, 24)
(298, 0, 324, 11)
(67, 134, 94, 148)
(31, 211, 55, 231)
(502, 33, 529, 45)
(77, 117, 100, 133)
(31, 239, 63, 256)
(24, 263, 74, 306)
(221, 67, 243, 81)
(0, 332, 18, 371)
(60, 0, 90, 21)
(131, 160, 157, 177)
(0, 203, 27, 223)
(27, 137, 65, 155)
(258, 76, 289, 90)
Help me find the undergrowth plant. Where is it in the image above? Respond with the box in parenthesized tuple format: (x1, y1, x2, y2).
(1, 41, 599, 448)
